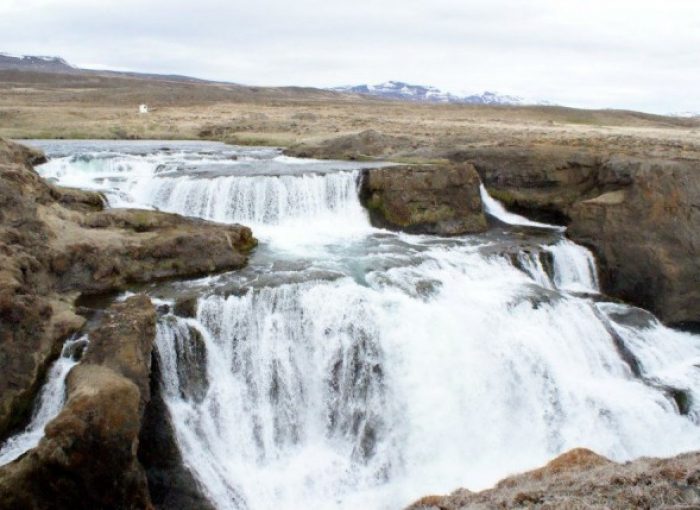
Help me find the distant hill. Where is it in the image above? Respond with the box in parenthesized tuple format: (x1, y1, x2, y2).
(330, 81, 529, 105)
(0, 52, 218, 84)
(0, 53, 75, 73)
(670, 111, 700, 119)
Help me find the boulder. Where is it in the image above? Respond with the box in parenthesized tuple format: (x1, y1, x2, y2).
(0, 295, 156, 510)
(359, 163, 487, 235)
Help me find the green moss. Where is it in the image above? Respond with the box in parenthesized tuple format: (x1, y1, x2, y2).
(410, 204, 455, 223)
(127, 212, 154, 232)
(487, 188, 518, 206)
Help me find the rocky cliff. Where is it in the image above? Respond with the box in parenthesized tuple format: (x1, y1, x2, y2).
(407, 448, 700, 509)
(448, 146, 700, 327)
(0, 296, 156, 509)
(0, 138, 256, 441)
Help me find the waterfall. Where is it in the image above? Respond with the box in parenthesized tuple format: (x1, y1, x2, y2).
(156, 283, 396, 509)
(545, 239, 600, 292)
(504, 240, 598, 294)
(479, 184, 564, 230)
(36, 144, 375, 243)
(132, 171, 371, 241)
(154, 247, 700, 509)
(27, 140, 700, 509)
(0, 336, 87, 466)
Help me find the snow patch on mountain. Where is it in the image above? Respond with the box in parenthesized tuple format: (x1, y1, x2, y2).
(0, 53, 74, 71)
(331, 81, 530, 105)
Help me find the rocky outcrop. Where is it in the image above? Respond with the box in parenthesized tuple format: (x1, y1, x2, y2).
(448, 146, 700, 327)
(568, 158, 700, 328)
(408, 448, 700, 510)
(447, 145, 606, 223)
(359, 163, 487, 235)
(0, 138, 256, 440)
(51, 209, 256, 294)
(0, 295, 156, 510)
(285, 129, 417, 160)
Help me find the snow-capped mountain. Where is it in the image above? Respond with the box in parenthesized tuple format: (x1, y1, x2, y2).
(331, 81, 525, 105)
(0, 53, 75, 72)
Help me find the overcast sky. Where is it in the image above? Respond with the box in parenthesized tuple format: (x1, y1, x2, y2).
(1, 0, 698, 113)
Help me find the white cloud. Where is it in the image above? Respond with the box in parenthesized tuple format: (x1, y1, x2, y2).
(1, 0, 698, 113)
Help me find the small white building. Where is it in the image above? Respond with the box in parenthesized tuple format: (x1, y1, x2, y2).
(139, 104, 149, 114)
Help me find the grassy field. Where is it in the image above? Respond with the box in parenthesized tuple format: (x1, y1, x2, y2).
(1, 69, 698, 159)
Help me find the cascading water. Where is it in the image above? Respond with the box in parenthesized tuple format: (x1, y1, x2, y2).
(479, 183, 564, 231)
(0, 335, 87, 465)
(26, 140, 700, 509)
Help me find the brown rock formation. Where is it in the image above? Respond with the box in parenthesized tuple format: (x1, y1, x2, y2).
(448, 146, 700, 327)
(0, 295, 156, 510)
(567, 157, 700, 328)
(0, 138, 256, 440)
(359, 163, 487, 235)
(447, 146, 605, 223)
(407, 448, 700, 510)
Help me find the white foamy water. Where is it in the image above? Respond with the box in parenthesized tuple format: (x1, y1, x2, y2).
(35, 140, 379, 247)
(0, 336, 87, 466)
(24, 140, 700, 509)
(546, 239, 600, 292)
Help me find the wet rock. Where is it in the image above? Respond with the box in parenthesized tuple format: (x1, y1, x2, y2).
(49, 186, 105, 212)
(54, 210, 256, 294)
(510, 285, 564, 311)
(0, 139, 86, 438)
(602, 304, 657, 330)
(175, 324, 209, 402)
(173, 295, 198, 318)
(359, 163, 487, 235)
(0, 295, 156, 510)
(139, 354, 215, 510)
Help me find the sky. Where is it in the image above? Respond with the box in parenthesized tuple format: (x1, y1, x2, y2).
(1, 0, 699, 114)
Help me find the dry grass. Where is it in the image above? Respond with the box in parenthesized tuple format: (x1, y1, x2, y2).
(1, 70, 699, 161)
